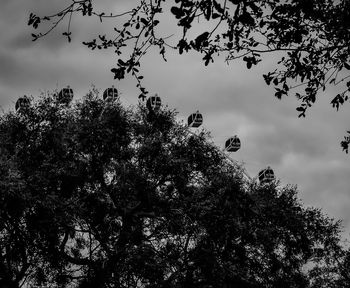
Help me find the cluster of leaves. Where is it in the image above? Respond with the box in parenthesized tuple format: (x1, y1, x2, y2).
(28, 0, 350, 152)
(0, 91, 349, 287)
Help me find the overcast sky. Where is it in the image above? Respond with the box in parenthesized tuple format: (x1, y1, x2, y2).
(1, 0, 350, 238)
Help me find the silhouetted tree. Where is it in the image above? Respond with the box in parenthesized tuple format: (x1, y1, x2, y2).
(0, 91, 346, 287)
(28, 0, 350, 151)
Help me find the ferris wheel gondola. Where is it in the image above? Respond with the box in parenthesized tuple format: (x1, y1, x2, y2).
(146, 94, 162, 111)
(225, 135, 241, 152)
(57, 86, 73, 105)
(103, 86, 119, 102)
(258, 166, 275, 184)
(15, 96, 30, 113)
(188, 111, 203, 128)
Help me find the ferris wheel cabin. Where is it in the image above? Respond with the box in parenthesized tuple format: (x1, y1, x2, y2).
(258, 166, 275, 184)
(146, 95, 162, 111)
(188, 111, 203, 128)
(225, 135, 241, 152)
(57, 86, 74, 105)
(15, 96, 30, 113)
(103, 86, 119, 102)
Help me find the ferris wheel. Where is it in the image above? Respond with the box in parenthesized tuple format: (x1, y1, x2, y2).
(15, 87, 276, 185)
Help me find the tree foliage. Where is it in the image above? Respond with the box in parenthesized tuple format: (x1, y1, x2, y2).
(28, 0, 350, 151)
(0, 91, 348, 287)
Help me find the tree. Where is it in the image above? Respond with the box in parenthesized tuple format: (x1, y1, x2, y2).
(0, 90, 347, 287)
(28, 0, 350, 152)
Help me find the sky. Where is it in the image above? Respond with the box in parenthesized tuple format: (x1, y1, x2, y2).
(1, 1, 350, 239)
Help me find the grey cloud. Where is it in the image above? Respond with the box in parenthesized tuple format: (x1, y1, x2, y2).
(1, 0, 350, 237)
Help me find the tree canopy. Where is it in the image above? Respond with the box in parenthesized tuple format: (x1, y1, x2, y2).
(28, 0, 350, 152)
(0, 90, 349, 287)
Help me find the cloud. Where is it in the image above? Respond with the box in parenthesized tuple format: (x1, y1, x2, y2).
(1, 0, 350, 237)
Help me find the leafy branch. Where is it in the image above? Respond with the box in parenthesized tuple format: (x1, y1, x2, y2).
(28, 0, 350, 151)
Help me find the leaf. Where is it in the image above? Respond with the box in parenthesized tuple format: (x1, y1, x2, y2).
(330, 94, 342, 111)
(238, 12, 255, 26)
(213, 0, 224, 13)
(275, 90, 282, 99)
(344, 62, 350, 70)
(204, 4, 211, 20)
(118, 59, 126, 66)
(194, 32, 209, 49)
(178, 39, 190, 54)
(212, 13, 221, 19)
(203, 52, 213, 66)
(141, 18, 148, 26)
(111, 67, 125, 80)
(138, 93, 146, 100)
(170, 6, 184, 19)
